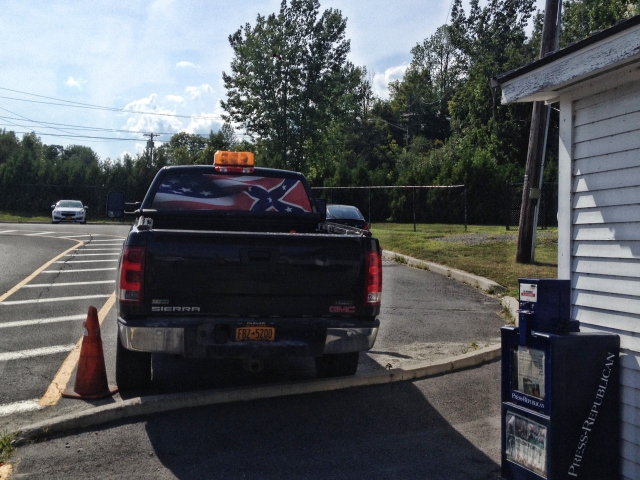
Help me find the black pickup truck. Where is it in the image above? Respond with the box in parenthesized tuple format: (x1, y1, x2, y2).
(114, 152, 382, 390)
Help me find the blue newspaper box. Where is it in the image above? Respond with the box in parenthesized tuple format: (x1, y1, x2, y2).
(501, 279, 620, 480)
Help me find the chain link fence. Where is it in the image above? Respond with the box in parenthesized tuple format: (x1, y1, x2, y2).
(1, 181, 559, 229)
(312, 185, 468, 229)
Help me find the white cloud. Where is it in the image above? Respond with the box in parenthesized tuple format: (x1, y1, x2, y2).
(122, 93, 182, 137)
(121, 92, 223, 149)
(185, 84, 214, 99)
(372, 65, 408, 99)
(176, 61, 199, 69)
(65, 76, 87, 90)
(185, 102, 226, 135)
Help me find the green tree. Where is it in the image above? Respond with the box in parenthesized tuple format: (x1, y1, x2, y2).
(561, 0, 639, 45)
(0, 130, 20, 166)
(221, 0, 364, 174)
(157, 132, 207, 165)
(393, 26, 466, 143)
(207, 122, 237, 152)
(447, 0, 536, 167)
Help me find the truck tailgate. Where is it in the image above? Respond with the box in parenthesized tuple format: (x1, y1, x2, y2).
(144, 229, 369, 317)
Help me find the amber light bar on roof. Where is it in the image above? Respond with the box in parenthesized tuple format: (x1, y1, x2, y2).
(214, 151, 255, 173)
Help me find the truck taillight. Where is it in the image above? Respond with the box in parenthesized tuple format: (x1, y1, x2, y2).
(119, 246, 145, 304)
(364, 251, 382, 306)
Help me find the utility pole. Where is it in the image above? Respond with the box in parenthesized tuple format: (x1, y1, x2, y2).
(516, 0, 562, 263)
(143, 133, 158, 166)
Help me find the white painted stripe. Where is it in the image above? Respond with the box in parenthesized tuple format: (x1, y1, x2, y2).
(0, 314, 86, 328)
(0, 230, 17, 234)
(65, 253, 120, 256)
(0, 399, 43, 417)
(42, 267, 118, 273)
(0, 344, 76, 362)
(0, 294, 111, 306)
(79, 248, 121, 251)
(89, 238, 126, 242)
(25, 231, 55, 236)
(24, 280, 115, 288)
(55, 259, 118, 263)
(86, 243, 124, 246)
(60, 235, 94, 238)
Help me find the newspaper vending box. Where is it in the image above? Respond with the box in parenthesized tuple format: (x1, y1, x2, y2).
(501, 279, 620, 480)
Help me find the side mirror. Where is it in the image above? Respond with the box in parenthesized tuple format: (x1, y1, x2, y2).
(84, 206, 89, 210)
(315, 198, 326, 220)
(106, 191, 125, 219)
(50, 205, 55, 211)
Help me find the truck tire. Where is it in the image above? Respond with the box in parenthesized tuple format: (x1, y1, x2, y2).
(116, 334, 152, 391)
(315, 352, 359, 378)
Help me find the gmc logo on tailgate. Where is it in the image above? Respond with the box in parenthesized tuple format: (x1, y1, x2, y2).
(329, 306, 356, 313)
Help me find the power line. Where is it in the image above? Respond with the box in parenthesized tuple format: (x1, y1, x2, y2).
(2, 130, 149, 142)
(0, 115, 176, 135)
(0, 105, 78, 138)
(0, 86, 223, 120)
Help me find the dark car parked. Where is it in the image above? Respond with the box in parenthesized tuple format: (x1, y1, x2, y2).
(326, 204, 368, 230)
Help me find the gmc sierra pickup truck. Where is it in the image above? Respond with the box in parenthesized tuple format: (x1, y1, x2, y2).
(114, 151, 382, 390)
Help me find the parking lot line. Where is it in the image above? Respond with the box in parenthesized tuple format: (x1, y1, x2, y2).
(78, 248, 121, 251)
(0, 294, 111, 306)
(0, 314, 86, 328)
(0, 230, 17, 234)
(24, 280, 115, 288)
(0, 399, 42, 417)
(0, 239, 83, 303)
(39, 292, 116, 406)
(0, 344, 76, 362)
(25, 232, 55, 236)
(65, 253, 120, 256)
(55, 259, 118, 264)
(42, 267, 118, 273)
(82, 243, 124, 246)
(88, 238, 125, 241)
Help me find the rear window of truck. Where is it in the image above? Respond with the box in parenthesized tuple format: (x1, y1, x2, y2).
(150, 173, 313, 213)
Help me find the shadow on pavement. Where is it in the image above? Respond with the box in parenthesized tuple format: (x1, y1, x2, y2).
(141, 375, 501, 480)
(11, 359, 502, 479)
(118, 352, 382, 399)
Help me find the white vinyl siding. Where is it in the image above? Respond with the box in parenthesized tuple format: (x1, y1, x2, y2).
(572, 79, 640, 480)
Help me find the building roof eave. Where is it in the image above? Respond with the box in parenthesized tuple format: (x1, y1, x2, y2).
(492, 15, 640, 103)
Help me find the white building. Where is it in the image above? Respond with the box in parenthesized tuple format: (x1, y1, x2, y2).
(493, 15, 640, 479)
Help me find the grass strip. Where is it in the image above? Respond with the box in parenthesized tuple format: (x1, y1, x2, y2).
(0, 430, 16, 464)
(0, 211, 132, 224)
(371, 223, 557, 298)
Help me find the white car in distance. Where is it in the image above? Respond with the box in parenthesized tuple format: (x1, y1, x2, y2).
(51, 200, 88, 224)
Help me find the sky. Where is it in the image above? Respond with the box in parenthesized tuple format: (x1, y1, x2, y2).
(0, 0, 536, 162)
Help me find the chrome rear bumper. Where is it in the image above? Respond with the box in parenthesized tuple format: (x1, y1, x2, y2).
(118, 323, 378, 355)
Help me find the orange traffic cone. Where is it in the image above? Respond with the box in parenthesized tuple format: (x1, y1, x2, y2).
(62, 306, 118, 399)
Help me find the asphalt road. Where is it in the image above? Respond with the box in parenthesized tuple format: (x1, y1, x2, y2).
(0, 223, 131, 425)
(1, 222, 505, 479)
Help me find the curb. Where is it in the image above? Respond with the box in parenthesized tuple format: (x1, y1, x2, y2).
(501, 296, 520, 325)
(382, 250, 505, 294)
(14, 344, 501, 446)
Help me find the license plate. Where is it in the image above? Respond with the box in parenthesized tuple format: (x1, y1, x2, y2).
(235, 327, 275, 341)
